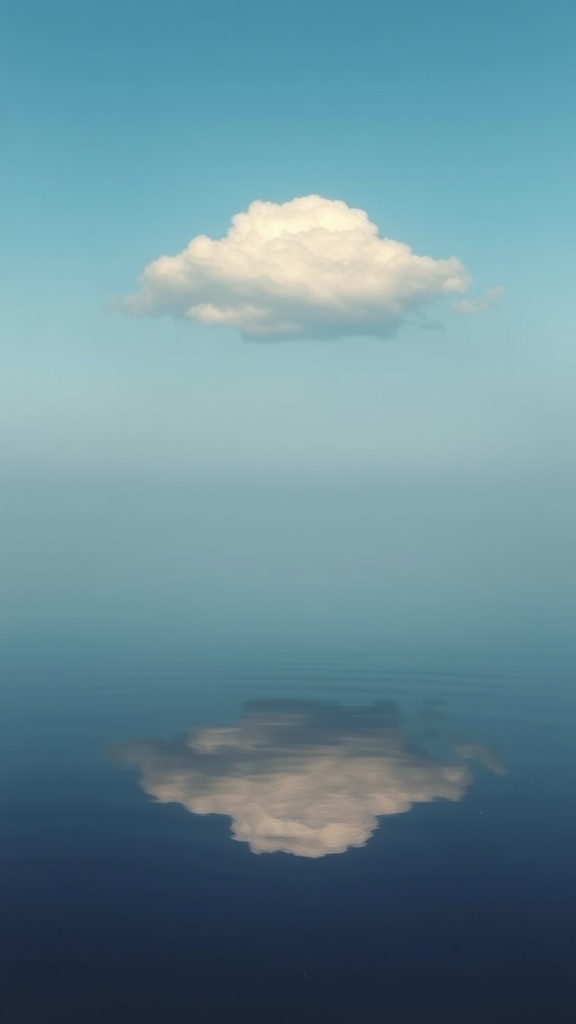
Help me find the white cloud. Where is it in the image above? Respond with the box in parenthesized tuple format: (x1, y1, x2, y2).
(121, 195, 472, 341)
(118, 700, 494, 858)
(454, 285, 504, 315)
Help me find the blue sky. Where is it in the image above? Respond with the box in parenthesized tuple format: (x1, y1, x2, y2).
(1, 0, 575, 483)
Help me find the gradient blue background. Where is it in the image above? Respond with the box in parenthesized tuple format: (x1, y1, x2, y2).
(1, 5, 576, 1020)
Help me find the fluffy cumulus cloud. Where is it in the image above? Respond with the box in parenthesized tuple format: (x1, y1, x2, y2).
(117, 700, 502, 858)
(121, 195, 476, 341)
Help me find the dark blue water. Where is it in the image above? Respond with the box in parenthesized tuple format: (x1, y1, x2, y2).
(2, 483, 576, 1022)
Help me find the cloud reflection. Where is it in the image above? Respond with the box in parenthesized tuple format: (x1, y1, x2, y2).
(118, 700, 500, 858)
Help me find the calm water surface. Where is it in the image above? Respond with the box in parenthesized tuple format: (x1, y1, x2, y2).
(2, 483, 576, 1022)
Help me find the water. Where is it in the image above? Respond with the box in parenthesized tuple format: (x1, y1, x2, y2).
(2, 482, 576, 1022)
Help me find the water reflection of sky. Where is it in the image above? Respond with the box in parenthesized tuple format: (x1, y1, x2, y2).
(118, 699, 503, 857)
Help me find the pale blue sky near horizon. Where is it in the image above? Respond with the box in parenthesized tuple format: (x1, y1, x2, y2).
(1, 0, 575, 484)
